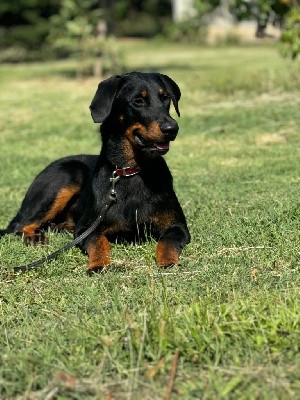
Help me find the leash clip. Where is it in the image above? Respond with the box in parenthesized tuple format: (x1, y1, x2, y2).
(110, 170, 120, 200)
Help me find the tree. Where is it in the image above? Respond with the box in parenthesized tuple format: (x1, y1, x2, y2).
(229, 1, 291, 37)
(48, 1, 100, 53)
(103, 0, 172, 37)
(165, 0, 221, 43)
(230, 1, 300, 59)
(0, 0, 60, 61)
(48, 0, 124, 78)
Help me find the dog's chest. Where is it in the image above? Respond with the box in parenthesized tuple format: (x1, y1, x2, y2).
(107, 175, 171, 233)
(116, 182, 159, 222)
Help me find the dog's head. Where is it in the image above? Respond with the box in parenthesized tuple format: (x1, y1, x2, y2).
(90, 71, 181, 156)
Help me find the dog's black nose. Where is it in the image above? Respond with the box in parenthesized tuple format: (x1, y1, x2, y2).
(160, 121, 179, 140)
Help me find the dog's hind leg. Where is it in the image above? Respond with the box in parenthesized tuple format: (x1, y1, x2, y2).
(4, 185, 80, 245)
(0, 155, 96, 244)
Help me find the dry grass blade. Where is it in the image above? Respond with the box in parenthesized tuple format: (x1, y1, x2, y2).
(165, 349, 180, 400)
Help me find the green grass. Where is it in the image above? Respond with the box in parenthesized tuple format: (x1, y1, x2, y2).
(0, 41, 300, 399)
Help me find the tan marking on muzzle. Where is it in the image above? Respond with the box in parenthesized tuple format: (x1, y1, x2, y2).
(125, 122, 164, 143)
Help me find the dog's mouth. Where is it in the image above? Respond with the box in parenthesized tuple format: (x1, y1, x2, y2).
(134, 133, 170, 155)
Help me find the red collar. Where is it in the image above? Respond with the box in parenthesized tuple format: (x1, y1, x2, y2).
(114, 165, 140, 177)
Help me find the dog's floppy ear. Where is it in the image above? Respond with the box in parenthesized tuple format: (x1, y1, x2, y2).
(90, 75, 122, 123)
(158, 74, 181, 117)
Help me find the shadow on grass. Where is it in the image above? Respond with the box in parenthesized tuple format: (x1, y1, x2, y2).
(0, 60, 214, 84)
(128, 63, 216, 74)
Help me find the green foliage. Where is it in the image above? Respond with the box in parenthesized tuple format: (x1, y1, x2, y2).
(230, 0, 268, 21)
(194, 0, 221, 15)
(112, 12, 166, 38)
(48, 0, 101, 57)
(280, 5, 300, 59)
(0, 0, 126, 68)
(164, 0, 220, 43)
(230, 1, 300, 58)
(48, 0, 125, 76)
(229, 0, 291, 20)
(105, 0, 172, 37)
(163, 19, 207, 44)
(0, 0, 60, 61)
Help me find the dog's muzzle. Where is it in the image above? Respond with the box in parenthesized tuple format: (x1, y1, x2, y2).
(160, 121, 179, 141)
(133, 120, 179, 156)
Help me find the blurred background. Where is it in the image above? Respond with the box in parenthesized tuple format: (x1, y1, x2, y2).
(0, 0, 299, 77)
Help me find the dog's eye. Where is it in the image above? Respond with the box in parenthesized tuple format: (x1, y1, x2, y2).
(162, 93, 171, 103)
(161, 93, 171, 107)
(133, 97, 146, 107)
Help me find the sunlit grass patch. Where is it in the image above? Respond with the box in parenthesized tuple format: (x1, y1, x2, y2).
(0, 42, 299, 399)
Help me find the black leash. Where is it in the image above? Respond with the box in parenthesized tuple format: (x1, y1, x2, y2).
(4, 170, 121, 274)
(13, 199, 115, 273)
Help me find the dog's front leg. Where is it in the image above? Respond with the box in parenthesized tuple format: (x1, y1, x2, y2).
(156, 225, 190, 268)
(86, 234, 111, 275)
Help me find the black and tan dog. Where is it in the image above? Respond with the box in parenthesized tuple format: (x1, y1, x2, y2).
(0, 72, 190, 273)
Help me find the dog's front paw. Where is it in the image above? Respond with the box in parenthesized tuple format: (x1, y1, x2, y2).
(159, 262, 179, 269)
(86, 266, 108, 276)
(156, 241, 180, 268)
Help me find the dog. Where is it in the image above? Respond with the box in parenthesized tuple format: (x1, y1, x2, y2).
(0, 72, 190, 274)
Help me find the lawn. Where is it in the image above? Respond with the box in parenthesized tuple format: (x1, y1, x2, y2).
(0, 41, 299, 399)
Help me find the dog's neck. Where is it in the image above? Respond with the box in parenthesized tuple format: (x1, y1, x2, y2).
(101, 134, 139, 170)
